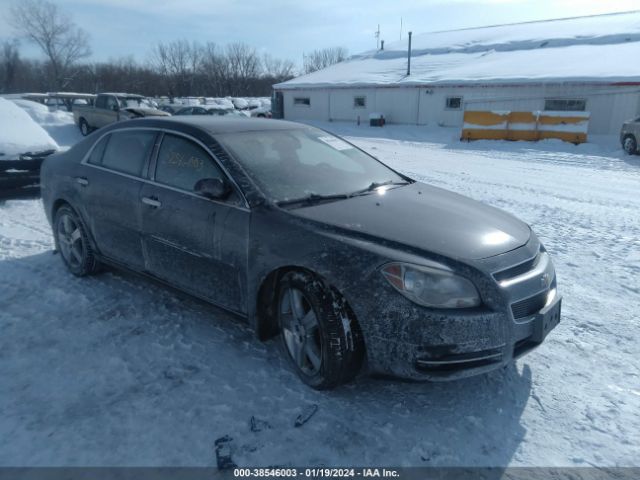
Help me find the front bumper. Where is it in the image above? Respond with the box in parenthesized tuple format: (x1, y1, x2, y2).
(352, 236, 561, 381)
(365, 294, 560, 381)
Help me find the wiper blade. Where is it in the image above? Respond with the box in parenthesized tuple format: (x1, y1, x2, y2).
(277, 192, 350, 208)
(349, 180, 410, 197)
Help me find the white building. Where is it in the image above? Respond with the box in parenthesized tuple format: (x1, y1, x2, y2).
(273, 11, 640, 135)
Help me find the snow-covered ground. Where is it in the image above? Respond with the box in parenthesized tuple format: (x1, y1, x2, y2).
(0, 122, 639, 467)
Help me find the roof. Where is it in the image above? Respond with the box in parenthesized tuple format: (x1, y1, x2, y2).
(276, 11, 640, 89)
(121, 116, 306, 134)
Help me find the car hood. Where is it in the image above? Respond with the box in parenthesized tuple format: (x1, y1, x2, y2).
(289, 182, 531, 260)
(123, 108, 170, 117)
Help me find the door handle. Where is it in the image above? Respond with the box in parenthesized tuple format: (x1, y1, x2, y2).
(75, 176, 89, 186)
(141, 196, 162, 208)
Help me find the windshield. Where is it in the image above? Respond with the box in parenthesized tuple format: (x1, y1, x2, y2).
(216, 128, 407, 202)
(119, 97, 153, 109)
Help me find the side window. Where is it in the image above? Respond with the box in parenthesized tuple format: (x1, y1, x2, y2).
(155, 134, 224, 193)
(445, 96, 462, 110)
(294, 97, 310, 106)
(105, 96, 119, 111)
(95, 95, 106, 109)
(101, 130, 156, 177)
(544, 98, 586, 111)
(87, 134, 110, 165)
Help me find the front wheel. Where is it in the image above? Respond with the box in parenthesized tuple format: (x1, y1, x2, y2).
(623, 135, 637, 155)
(54, 205, 100, 276)
(277, 271, 364, 389)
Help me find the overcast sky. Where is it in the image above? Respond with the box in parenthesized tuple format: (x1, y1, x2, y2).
(0, 0, 638, 67)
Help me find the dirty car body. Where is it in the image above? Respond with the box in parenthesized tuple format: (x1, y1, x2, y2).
(40, 117, 561, 385)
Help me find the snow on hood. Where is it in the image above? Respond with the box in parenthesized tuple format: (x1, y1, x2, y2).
(123, 107, 170, 117)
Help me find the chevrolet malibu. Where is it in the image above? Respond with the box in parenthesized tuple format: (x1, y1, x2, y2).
(40, 117, 561, 389)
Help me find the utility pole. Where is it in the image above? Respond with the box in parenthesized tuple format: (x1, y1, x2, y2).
(407, 31, 412, 76)
(400, 18, 403, 41)
(375, 24, 380, 49)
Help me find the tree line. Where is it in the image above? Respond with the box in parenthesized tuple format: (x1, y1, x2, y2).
(0, 0, 348, 98)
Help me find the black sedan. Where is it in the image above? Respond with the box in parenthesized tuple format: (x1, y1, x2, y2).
(40, 117, 561, 389)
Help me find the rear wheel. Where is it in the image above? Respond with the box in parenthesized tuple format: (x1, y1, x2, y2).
(79, 118, 90, 136)
(623, 135, 637, 155)
(54, 205, 99, 276)
(277, 271, 364, 389)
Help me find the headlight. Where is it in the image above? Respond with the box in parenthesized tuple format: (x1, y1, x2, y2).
(381, 262, 481, 309)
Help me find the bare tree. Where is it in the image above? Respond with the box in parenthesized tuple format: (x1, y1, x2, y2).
(150, 39, 202, 97)
(262, 53, 295, 80)
(303, 46, 348, 74)
(10, 0, 91, 90)
(200, 42, 229, 96)
(225, 42, 260, 96)
(0, 39, 21, 93)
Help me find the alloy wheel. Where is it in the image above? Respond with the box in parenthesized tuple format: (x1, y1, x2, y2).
(57, 213, 84, 268)
(280, 287, 323, 376)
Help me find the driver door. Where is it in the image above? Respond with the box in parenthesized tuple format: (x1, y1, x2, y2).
(140, 132, 249, 313)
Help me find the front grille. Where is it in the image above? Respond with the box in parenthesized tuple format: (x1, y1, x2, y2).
(511, 290, 548, 319)
(493, 251, 540, 283)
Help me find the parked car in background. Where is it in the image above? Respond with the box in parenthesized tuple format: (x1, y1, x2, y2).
(174, 106, 246, 117)
(157, 105, 179, 114)
(250, 106, 272, 118)
(73, 93, 169, 136)
(41, 116, 561, 389)
(620, 117, 640, 154)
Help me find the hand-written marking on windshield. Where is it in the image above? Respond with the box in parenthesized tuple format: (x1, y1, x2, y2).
(167, 151, 204, 170)
(318, 136, 353, 151)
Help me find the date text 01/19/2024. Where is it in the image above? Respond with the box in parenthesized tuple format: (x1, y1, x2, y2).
(233, 468, 400, 477)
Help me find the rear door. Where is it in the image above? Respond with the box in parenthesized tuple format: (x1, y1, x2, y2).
(79, 129, 158, 270)
(140, 132, 249, 313)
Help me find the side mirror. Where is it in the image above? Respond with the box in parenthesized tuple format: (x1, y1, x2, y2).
(110, 104, 119, 111)
(194, 177, 231, 200)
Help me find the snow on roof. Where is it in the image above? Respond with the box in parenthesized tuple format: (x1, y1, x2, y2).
(0, 98, 59, 158)
(277, 11, 640, 89)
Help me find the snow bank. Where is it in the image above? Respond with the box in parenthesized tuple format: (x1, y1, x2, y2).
(11, 99, 82, 150)
(0, 98, 58, 158)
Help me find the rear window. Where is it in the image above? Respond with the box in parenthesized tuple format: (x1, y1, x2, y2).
(87, 135, 110, 165)
(100, 130, 156, 177)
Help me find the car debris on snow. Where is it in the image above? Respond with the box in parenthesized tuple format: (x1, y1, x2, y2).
(214, 435, 236, 470)
(295, 404, 318, 427)
(250, 416, 272, 433)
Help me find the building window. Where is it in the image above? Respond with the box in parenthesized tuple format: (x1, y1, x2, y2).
(445, 96, 462, 110)
(354, 96, 366, 108)
(544, 99, 586, 111)
(294, 97, 310, 106)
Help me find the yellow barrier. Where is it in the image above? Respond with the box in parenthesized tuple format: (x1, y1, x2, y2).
(461, 110, 590, 144)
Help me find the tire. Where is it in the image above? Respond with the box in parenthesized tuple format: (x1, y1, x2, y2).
(54, 205, 99, 276)
(79, 118, 90, 136)
(277, 271, 364, 389)
(623, 135, 637, 155)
